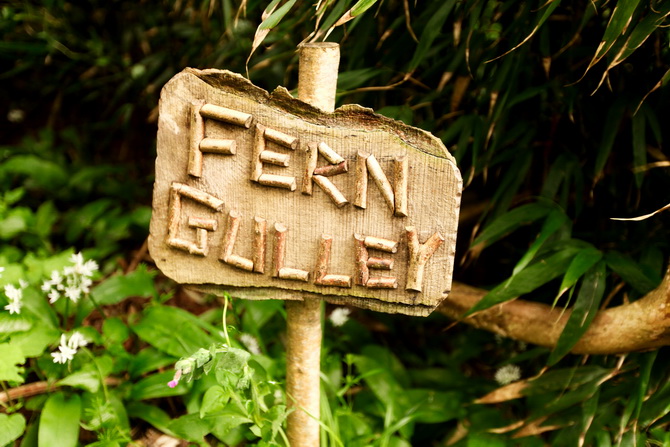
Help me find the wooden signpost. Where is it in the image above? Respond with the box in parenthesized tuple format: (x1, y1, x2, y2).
(150, 42, 461, 446)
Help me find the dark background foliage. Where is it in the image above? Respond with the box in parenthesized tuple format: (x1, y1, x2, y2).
(1, 0, 670, 445)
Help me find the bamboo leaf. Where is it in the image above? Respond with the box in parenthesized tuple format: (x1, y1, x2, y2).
(512, 209, 569, 276)
(635, 68, 670, 111)
(605, 251, 660, 294)
(487, 0, 562, 62)
(472, 203, 552, 248)
(259, 0, 297, 29)
(408, 1, 457, 71)
(582, 0, 643, 77)
(555, 248, 603, 303)
(606, 2, 670, 71)
(464, 245, 581, 316)
(350, 0, 379, 17)
(548, 261, 606, 365)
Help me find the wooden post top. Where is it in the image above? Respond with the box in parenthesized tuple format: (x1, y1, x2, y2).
(149, 68, 462, 316)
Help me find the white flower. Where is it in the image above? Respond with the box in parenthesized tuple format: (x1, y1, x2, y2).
(67, 331, 88, 349)
(329, 307, 351, 327)
(51, 332, 88, 364)
(0, 266, 4, 278)
(239, 333, 261, 355)
(494, 364, 521, 385)
(5, 300, 21, 315)
(3, 284, 23, 315)
(7, 109, 25, 123)
(4, 285, 22, 301)
(42, 253, 98, 305)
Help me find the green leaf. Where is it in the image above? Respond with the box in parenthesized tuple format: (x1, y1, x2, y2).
(167, 413, 212, 442)
(0, 342, 26, 383)
(131, 371, 189, 400)
(526, 366, 611, 396)
(132, 305, 215, 357)
(10, 325, 59, 358)
(555, 248, 603, 303)
(472, 203, 552, 247)
(38, 393, 81, 447)
(464, 245, 581, 316)
(91, 265, 155, 306)
(408, 1, 457, 71)
(605, 251, 659, 294)
(125, 403, 177, 438)
(58, 370, 102, 393)
(0, 413, 26, 446)
(128, 347, 176, 378)
(0, 313, 33, 334)
(511, 209, 569, 276)
(259, 0, 297, 30)
(200, 385, 230, 417)
(548, 261, 606, 365)
(584, 0, 643, 73)
(403, 389, 463, 423)
(350, 0, 378, 17)
(0, 155, 68, 190)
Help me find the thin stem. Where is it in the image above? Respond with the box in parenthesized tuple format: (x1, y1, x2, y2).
(0, 381, 11, 408)
(82, 347, 109, 400)
(88, 292, 107, 319)
(222, 294, 231, 346)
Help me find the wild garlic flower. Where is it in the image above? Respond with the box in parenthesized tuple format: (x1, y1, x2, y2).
(494, 364, 521, 385)
(42, 252, 98, 304)
(239, 333, 261, 355)
(0, 266, 5, 278)
(328, 307, 351, 327)
(4, 282, 27, 315)
(51, 331, 88, 364)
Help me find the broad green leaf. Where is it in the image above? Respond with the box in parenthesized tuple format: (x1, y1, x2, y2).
(132, 305, 215, 357)
(10, 325, 59, 357)
(512, 209, 569, 276)
(167, 413, 212, 442)
(631, 109, 646, 188)
(634, 351, 657, 422)
(58, 370, 101, 393)
(131, 371, 189, 400)
(125, 403, 177, 438)
(548, 261, 606, 365)
(555, 248, 603, 303)
(580, 389, 599, 442)
(408, 1, 457, 71)
(0, 155, 68, 190)
(0, 313, 32, 334)
(605, 251, 659, 294)
(200, 385, 230, 417)
(0, 413, 26, 446)
(464, 245, 581, 316)
(259, 0, 297, 29)
(90, 265, 155, 306)
(472, 203, 552, 248)
(403, 389, 464, 423)
(0, 342, 25, 383)
(352, 353, 403, 409)
(128, 347, 175, 378)
(38, 393, 81, 447)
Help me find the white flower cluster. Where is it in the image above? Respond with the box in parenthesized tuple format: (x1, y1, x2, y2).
(1, 266, 28, 315)
(328, 307, 351, 327)
(239, 333, 261, 355)
(494, 364, 522, 385)
(51, 331, 88, 364)
(41, 253, 98, 304)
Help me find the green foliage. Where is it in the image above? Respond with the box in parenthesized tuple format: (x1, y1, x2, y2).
(1, 0, 669, 445)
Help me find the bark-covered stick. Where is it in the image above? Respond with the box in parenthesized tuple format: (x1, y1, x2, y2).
(286, 42, 340, 447)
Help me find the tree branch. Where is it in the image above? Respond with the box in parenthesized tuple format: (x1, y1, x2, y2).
(440, 267, 670, 354)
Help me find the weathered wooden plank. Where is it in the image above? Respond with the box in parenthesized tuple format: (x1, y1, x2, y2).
(150, 68, 462, 316)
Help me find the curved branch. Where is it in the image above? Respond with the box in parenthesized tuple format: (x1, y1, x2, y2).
(440, 267, 670, 354)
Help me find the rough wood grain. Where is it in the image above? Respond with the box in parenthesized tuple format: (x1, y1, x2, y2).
(150, 68, 462, 316)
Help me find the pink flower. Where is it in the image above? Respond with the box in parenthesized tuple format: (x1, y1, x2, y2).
(167, 369, 182, 388)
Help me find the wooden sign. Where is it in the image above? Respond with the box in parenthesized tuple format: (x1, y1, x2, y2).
(149, 68, 462, 316)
